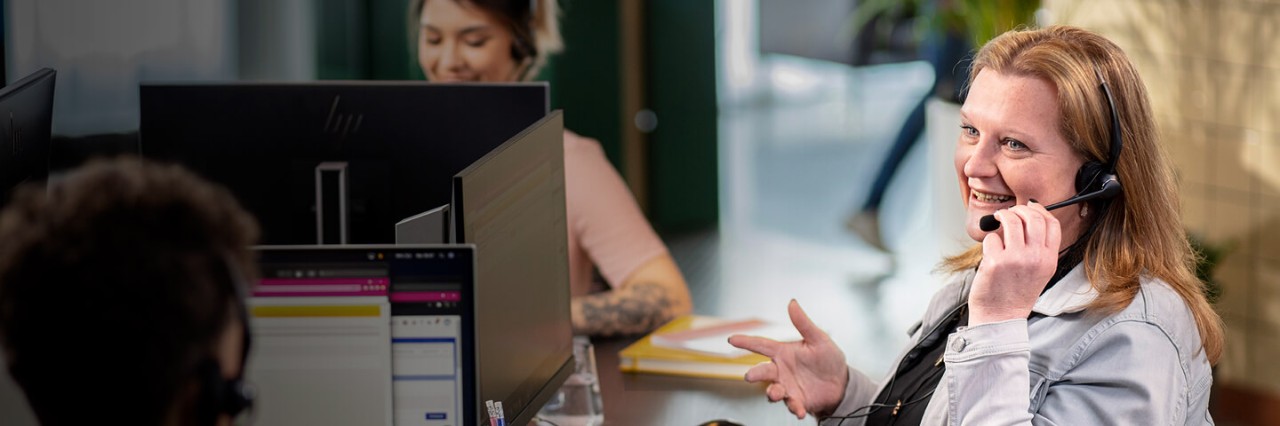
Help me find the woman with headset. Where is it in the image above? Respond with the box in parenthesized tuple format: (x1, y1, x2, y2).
(410, 0, 692, 337)
(731, 26, 1222, 424)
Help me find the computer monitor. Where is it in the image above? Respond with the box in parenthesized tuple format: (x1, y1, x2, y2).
(139, 82, 547, 245)
(0, 68, 55, 207)
(251, 244, 477, 426)
(452, 111, 573, 426)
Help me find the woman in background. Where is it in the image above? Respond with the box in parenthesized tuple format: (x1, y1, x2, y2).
(410, 0, 692, 337)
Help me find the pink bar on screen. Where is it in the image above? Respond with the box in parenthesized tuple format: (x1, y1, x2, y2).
(253, 282, 389, 298)
(260, 277, 390, 286)
(252, 288, 388, 297)
(389, 291, 462, 303)
(254, 291, 384, 297)
(257, 284, 363, 293)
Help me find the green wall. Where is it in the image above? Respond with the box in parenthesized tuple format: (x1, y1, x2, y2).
(646, 0, 718, 231)
(544, 0, 623, 165)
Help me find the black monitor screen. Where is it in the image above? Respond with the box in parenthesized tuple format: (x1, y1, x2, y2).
(454, 112, 572, 426)
(0, 68, 55, 207)
(139, 82, 547, 245)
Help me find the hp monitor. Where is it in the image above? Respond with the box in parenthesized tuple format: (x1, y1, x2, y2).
(140, 82, 547, 245)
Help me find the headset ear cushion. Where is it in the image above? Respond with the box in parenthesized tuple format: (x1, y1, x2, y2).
(222, 377, 254, 418)
(1076, 161, 1107, 193)
(197, 359, 225, 425)
(196, 358, 253, 423)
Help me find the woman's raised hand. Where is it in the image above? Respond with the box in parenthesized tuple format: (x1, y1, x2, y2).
(727, 299, 849, 419)
(970, 201, 1063, 325)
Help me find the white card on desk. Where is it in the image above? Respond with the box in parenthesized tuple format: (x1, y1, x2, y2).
(650, 317, 802, 358)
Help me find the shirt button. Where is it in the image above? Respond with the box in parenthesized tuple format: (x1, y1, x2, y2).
(951, 337, 968, 352)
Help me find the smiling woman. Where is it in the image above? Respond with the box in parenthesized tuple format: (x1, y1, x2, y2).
(411, 0, 561, 82)
(419, 0, 522, 81)
(955, 71, 1087, 247)
(406, 0, 693, 338)
(729, 25, 1223, 425)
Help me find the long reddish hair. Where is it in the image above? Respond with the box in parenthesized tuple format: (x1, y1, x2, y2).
(941, 26, 1223, 364)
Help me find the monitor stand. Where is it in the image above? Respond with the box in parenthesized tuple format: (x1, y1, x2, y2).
(315, 161, 349, 244)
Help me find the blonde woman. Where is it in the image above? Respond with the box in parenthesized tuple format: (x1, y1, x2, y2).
(731, 26, 1222, 425)
(410, 0, 692, 337)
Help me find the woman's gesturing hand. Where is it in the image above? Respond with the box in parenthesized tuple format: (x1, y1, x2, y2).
(970, 201, 1063, 325)
(727, 299, 849, 419)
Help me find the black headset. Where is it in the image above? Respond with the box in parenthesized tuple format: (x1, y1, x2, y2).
(508, 0, 540, 78)
(196, 255, 256, 425)
(1073, 67, 1124, 201)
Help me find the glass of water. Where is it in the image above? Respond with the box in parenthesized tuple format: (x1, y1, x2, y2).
(538, 336, 604, 426)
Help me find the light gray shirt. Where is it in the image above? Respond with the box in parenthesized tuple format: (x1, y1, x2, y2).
(821, 264, 1214, 425)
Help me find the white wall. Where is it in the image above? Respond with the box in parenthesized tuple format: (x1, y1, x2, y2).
(6, 0, 236, 136)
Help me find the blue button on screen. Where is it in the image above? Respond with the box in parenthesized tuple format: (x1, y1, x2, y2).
(425, 412, 447, 420)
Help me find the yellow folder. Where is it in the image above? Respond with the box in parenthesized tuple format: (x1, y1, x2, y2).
(617, 315, 774, 380)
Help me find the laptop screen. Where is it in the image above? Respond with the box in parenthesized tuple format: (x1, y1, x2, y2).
(250, 245, 476, 426)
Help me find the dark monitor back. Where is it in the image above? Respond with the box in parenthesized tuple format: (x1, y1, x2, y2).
(139, 82, 547, 245)
(454, 111, 572, 426)
(0, 68, 55, 207)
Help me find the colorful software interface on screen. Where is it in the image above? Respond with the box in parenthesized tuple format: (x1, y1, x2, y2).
(251, 246, 474, 426)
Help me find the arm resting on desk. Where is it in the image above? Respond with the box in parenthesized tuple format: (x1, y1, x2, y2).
(572, 254, 692, 337)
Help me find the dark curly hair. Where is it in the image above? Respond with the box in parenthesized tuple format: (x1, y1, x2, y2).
(0, 157, 259, 425)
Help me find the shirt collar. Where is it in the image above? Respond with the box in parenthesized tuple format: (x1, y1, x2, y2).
(1031, 263, 1097, 316)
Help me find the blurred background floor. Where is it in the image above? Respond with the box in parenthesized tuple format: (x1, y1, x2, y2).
(664, 56, 942, 381)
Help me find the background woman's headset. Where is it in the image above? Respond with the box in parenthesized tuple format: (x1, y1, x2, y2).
(509, 0, 541, 80)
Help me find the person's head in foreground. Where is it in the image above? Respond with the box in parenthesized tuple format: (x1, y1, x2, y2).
(728, 25, 1223, 424)
(413, 0, 563, 82)
(0, 157, 260, 425)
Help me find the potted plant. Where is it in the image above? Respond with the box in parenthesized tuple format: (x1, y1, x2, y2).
(851, 0, 1041, 51)
(1188, 233, 1230, 305)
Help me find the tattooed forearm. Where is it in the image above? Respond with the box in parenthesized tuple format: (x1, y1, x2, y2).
(572, 282, 680, 337)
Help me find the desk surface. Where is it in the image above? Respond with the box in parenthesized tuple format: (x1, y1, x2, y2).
(581, 228, 923, 426)
(593, 337, 816, 425)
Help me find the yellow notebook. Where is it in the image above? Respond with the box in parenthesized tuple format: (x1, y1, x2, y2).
(618, 315, 777, 380)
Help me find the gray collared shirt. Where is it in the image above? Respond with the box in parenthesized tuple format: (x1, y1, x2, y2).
(822, 265, 1214, 425)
